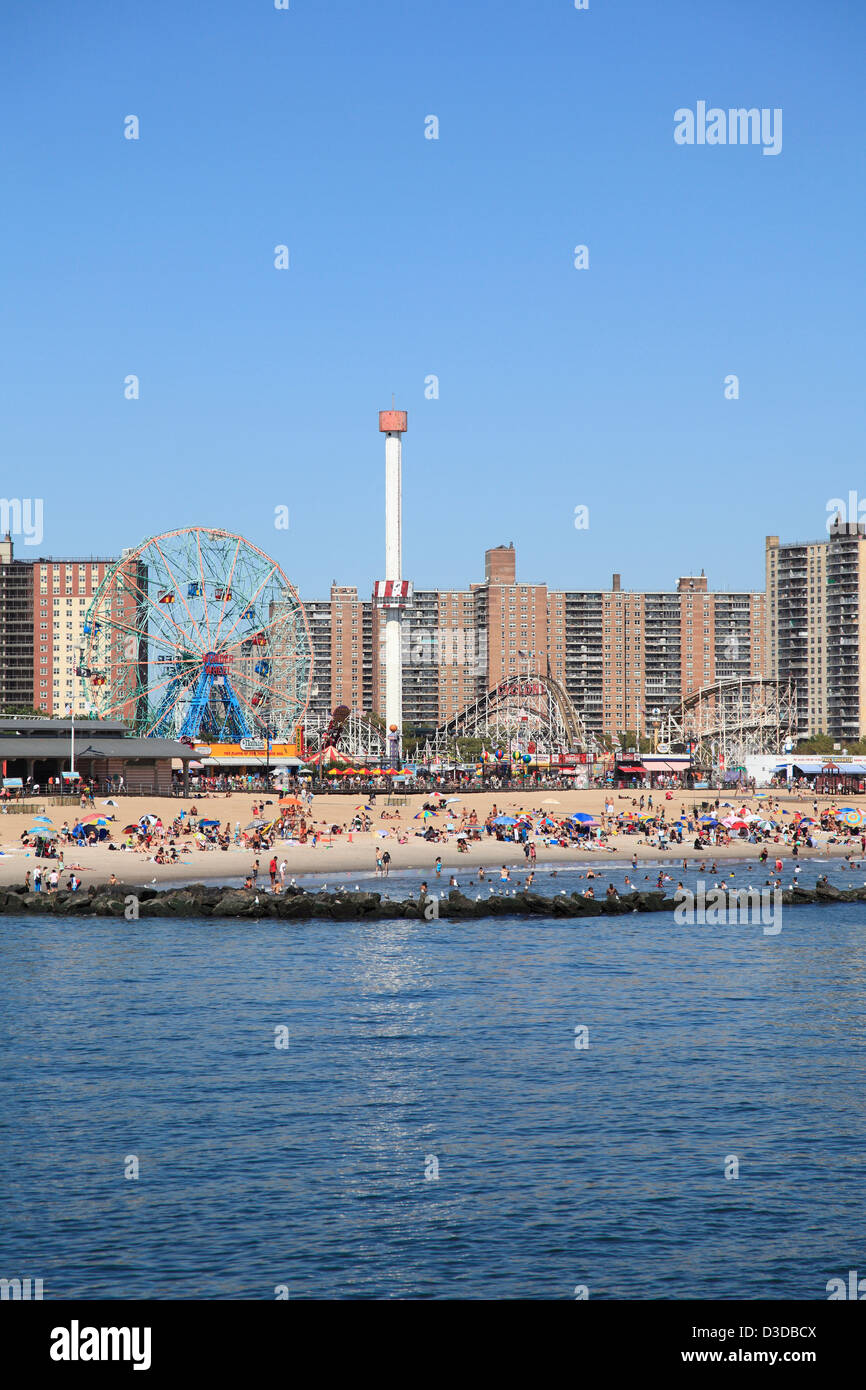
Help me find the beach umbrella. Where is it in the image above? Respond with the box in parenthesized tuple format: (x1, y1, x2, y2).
(122, 823, 141, 834)
(837, 808, 863, 827)
(571, 812, 595, 823)
(493, 815, 518, 826)
(101, 798, 119, 806)
(327, 768, 341, 777)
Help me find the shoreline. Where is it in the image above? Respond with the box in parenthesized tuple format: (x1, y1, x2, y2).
(1, 836, 864, 889)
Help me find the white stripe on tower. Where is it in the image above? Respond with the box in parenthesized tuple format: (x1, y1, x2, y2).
(379, 407, 407, 762)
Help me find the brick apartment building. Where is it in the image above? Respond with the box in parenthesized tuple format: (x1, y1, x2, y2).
(0, 537, 117, 717)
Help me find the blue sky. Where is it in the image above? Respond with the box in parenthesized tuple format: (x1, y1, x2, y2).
(1, 0, 863, 596)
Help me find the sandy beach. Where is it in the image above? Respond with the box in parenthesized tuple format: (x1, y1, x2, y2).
(1, 784, 864, 888)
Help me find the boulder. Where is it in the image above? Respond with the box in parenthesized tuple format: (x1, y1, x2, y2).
(443, 891, 480, 919)
(211, 890, 258, 917)
(815, 881, 841, 900)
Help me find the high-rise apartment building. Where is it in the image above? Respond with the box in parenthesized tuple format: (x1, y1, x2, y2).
(303, 584, 373, 719)
(0, 539, 117, 717)
(825, 524, 866, 741)
(547, 573, 765, 742)
(0, 534, 35, 711)
(767, 524, 866, 741)
(33, 555, 117, 715)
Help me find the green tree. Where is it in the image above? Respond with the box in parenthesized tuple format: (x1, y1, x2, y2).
(795, 734, 836, 754)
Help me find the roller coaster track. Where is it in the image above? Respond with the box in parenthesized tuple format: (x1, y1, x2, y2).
(664, 676, 797, 764)
(434, 672, 588, 751)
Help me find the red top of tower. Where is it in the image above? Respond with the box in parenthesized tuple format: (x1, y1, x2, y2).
(379, 409, 407, 433)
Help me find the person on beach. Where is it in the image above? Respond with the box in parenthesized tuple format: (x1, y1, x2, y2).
(381, 850, 391, 876)
(33, 866, 42, 893)
(434, 857, 442, 877)
(269, 856, 277, 888)
(500, 866, 510, 882)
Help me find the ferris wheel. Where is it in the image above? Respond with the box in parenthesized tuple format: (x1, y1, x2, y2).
(81, 527, 312, 742)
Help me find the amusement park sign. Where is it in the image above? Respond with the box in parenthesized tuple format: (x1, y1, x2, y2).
(502, 680, 544, 697)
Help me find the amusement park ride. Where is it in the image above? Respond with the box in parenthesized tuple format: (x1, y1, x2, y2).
(80, 527, 312, 744)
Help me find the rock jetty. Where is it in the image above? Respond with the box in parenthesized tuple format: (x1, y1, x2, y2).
(0, 880, 863, 920)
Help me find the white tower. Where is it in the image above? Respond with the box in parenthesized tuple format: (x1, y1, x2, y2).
(375, 408, 411, 765)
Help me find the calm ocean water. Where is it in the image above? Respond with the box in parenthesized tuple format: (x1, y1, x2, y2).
(2, 900, 865, 1300)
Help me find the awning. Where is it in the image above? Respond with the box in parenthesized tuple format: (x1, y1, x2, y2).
(805, 762, 866, 775)
(617, 765, 645, 774)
